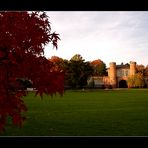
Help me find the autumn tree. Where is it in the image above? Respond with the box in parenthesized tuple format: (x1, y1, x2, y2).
(0, 11, 64, 131)
(90, 59, 107, 76)
(48, 56, 65, 72)
(136, 64, 145, 74)
(127, 73, 144, 88)
(144, 65, 148, 76)
(139, 64, 148, 77)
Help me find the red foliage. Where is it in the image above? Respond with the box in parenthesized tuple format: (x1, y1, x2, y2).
(90, 59, 103, 65)
(49, 56, 65, 72)
(0, 11, 64, 132)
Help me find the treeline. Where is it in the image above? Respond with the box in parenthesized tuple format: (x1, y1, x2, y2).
(48, 54, 107, 89)
(128, 64, 148, 88)
(18, 55, 148, 89)
(48, 55, 148, 89)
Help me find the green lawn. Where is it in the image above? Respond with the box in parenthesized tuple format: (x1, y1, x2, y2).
(1, 89, 148, 136)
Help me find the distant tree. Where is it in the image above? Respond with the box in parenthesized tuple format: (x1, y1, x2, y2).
(49, 56, 65, 72)
(65, 54, 93, 88)
(90, 59, 107, 76)
(62, 59, 71, 88)
(136, 64, 145, 74)
(127, 73, 144, 88)
(135, 73, 145, 88)
(0, 11, 64, 131)
(143, 65, 148, 77)
(70, 54, 83, 61)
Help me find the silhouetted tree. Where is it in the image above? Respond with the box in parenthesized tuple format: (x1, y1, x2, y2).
(65, 54, 93, 88)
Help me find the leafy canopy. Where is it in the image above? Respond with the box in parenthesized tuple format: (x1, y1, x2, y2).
(0, 11, 64, 132)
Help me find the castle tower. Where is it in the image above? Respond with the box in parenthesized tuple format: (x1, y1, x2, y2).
(109, 62, 117, 88)
(130, 61, 136, 76)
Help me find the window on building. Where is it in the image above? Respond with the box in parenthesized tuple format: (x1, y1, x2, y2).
(117, 70, 122, 77)
(125, 70, 129, 76)
(121, 70, 124, 76)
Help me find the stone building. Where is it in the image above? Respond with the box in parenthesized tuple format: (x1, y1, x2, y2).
(106, 61, 136, 88)
(90, 61, 137, 88)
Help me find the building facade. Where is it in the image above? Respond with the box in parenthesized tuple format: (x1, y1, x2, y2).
(106, 61, 136, 88)
(91, 61, 137, 88)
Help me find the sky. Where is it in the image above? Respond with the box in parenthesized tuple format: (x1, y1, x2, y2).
(44, 11, 148, 67)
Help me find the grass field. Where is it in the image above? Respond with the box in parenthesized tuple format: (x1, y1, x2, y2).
(1, 89, 148, 136)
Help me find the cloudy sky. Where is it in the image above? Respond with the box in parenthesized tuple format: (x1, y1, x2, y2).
(44, 11, 148, 67)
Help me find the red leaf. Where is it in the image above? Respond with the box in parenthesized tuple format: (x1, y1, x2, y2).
(0, 11, 63, 132)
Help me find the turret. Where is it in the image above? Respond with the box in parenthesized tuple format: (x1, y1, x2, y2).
(109, 62, 117, 88)
(130, 61, 136, 76)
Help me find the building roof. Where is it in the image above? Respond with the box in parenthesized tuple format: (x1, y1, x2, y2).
(107, 63, 130, 69)
(116, 63, 130, 69)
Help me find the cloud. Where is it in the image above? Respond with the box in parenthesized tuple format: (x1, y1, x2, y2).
(45, 11, 148, 66)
